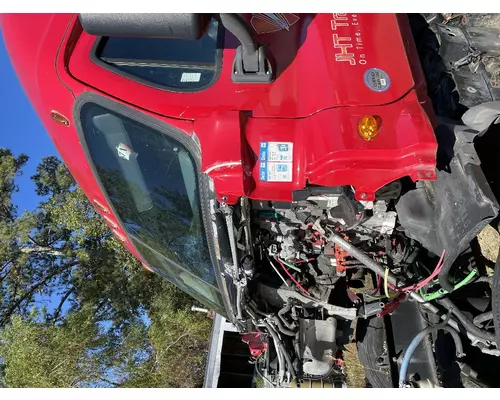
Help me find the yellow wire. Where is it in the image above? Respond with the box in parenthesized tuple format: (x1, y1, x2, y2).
(384, 268, 390, 299)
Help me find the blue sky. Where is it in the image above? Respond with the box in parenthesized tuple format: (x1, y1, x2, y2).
(1, 31, 64, 314)
(0, 31, 155, 328)
(0, 31, 58, 212)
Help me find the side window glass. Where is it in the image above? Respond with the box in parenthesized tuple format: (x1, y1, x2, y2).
(95, 19, 221, 91)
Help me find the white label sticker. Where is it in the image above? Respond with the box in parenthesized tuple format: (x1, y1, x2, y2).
(267, 162, 292, 182)
(259, 142, 293, 182)
(116, 143, 138, 161)
(181, 72, 201, 83)
(267, 142, 293, 162)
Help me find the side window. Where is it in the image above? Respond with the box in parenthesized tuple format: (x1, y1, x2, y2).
(94, 19, 221, 91)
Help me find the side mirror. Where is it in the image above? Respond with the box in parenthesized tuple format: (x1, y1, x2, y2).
(79, 13, 211, 40)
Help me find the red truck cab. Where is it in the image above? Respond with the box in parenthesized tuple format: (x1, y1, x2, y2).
(1, 13, 438, 315)
(4, 13, 500, 389)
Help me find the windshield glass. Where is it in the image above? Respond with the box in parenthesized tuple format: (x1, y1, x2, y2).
(79, 103, 224, 312)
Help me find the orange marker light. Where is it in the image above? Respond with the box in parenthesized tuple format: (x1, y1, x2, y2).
(357, 115, 382, 141)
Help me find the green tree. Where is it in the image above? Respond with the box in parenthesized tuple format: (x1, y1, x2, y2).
(0, 308, 108, 388)
(122, 285, 212, 388)
(0, 149, 212, 387)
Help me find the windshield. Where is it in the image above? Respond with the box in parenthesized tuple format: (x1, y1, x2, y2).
(79, 102, 224, 313)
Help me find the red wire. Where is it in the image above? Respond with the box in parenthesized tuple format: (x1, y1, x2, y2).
(294, 258, 316, 264)
(275, 257, 311, 296)
(399, 249, 446, 292)
(371, 276, 382, 295)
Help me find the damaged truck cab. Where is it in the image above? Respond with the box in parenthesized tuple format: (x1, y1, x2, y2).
(2, 13, 500, 388)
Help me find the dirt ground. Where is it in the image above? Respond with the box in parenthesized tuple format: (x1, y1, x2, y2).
(343, 224, 500, 387)
(343, 275, 373, 387)
(478, 225, 500, 264)
(344, 342, 367, 388)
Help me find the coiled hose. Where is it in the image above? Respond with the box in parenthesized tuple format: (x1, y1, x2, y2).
(399, 324, 464, 388)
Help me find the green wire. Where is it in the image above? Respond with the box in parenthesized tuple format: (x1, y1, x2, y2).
(454, 269, 478, 290)
(420, 269, 478, 301)
(277, 258, 302, 273)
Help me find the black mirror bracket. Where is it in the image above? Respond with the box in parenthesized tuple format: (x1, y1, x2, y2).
(232, 45, 274, 83)
(218, 13, 275, 84)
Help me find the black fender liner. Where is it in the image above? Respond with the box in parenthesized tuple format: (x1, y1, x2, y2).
(396, 120, 499, 292)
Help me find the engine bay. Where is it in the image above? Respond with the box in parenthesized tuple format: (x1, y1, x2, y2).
(214, 115, 500, 387)
(5, 11, 500, 389)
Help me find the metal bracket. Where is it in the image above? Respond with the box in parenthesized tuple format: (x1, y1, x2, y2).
(232, 45, 274, 83)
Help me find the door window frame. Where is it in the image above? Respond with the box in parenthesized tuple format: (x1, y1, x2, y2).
(72, 92, 234, 318)
(89, 18, 224, 93)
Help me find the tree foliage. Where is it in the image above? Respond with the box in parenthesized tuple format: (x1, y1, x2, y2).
(0, 149, 212, 387)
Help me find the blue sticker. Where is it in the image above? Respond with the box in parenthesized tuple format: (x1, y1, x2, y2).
(260, 162, 268, 181)
(258, 142, 293, 182)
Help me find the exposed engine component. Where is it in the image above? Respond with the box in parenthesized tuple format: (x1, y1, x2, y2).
(234, 185, 437, 386)
(220, 121, 500, 387)
(299, 316, 338, 377)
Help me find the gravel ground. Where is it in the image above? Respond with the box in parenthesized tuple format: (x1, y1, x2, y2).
(344, 342, 367, 388)
(343, 276, 372, 387)
(478, 225, 500, 264)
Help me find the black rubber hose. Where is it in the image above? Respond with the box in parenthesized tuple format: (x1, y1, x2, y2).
(438, 257, 455, 293)
(263, 318, 296, 381)
(281, 345, 296, 379)
(261, 320, 285, 381)
(473, 311, 494, 328)
(278, 302, 297, 331)
(272, 316, 296, 337)
(437, 297, 496, 343)
(492, 251, 500, 348)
